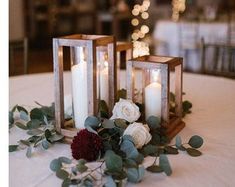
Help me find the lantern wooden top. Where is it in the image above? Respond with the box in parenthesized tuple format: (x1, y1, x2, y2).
(129, 55, 183, 69)
(116, 41, 133, 52)
(54, 34, 115, 47)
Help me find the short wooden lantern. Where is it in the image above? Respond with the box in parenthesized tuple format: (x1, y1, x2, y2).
(53, 34, 116, 142)
(98, 41, 133, 90)
(126, 55, 185, 140)
(116, 42, 133, 90)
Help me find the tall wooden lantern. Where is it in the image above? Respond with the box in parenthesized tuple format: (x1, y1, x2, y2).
(126, 55, 185, 139)
(53, 34, 116, 142)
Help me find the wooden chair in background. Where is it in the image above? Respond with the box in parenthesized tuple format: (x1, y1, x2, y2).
(9, 0, 28, 74)
(179, 21, 200, 71)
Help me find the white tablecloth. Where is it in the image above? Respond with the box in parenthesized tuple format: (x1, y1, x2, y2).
(9, 72, 235, 187)
(153, 20, 229, 72)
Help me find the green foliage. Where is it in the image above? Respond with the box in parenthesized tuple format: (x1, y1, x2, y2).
(105, 150, 123, 173)
(146, 116, 161, 130)
(9, 145, 18, 152)
(50, 159, 62, 172)
(84, 116, 100, 134)
(127, 166, 145, 183)
(99, 100, 109, 118)
(146, 165, 163, 173)
(56, 169, 69, 180)
(120, 139, 139, 160)
(186, 148, 202, 157)
(159, 154, 172, 176)
(15, 122, 28, 130)
(188, 135, 203, 149)
(117, 89, 127, 100)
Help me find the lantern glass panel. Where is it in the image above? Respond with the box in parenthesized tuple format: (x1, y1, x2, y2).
(97, 49, 109, 105)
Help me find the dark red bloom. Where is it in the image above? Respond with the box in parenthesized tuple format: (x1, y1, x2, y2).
(71, 129, 103, 161)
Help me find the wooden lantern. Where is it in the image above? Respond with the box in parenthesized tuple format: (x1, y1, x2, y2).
(53, 34, 116, 142)
(126, 55, 185, 140)
(98, 41, 133, 90)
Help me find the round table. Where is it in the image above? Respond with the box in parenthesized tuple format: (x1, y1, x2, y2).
(9, 72, 235, 187)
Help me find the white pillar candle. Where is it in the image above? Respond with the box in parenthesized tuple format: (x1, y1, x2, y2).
(144, 70, 161, 120)
(71, 48, 88, 129)
(99, 61, 109, 104)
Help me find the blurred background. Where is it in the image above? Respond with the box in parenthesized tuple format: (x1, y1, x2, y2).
(9, 0, 235, 78)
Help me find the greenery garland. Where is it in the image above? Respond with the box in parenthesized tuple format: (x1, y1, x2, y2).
(9, 91, 203, 187)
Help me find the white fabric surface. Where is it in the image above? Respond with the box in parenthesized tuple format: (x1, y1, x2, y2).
(153, 20, 229, 72)
(9, 72, 235, 187)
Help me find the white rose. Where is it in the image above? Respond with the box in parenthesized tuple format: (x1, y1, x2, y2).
(123, 122, 152, 149)
(110, 98, 140, 123)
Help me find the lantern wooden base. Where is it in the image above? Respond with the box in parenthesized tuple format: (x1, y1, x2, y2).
(61, 128, 79, 144)
(161, 117, 185, 140)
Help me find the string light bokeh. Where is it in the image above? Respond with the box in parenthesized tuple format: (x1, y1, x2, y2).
(131, 0, 150, 58)
(172, 0, 186, 21)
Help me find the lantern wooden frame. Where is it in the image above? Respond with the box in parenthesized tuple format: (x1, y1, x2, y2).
(99, 41, 133, 90)
(53, 34, 116, 142)
(126, 55, 185, 140)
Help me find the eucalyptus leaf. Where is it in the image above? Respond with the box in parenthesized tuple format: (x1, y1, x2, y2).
(159, 154, 172, 176)
(183, 101, 192, 113)
(27, 129, 44, 136)
(9, 145, 18, 152)
(114, 119, 128, 129)
(127, 166, 144, 183)
(26, 146, 32, 158)
(102, 119, 115, 129)
(59, 157, 72, 164)
(186, 148, 202, 157)
(62, 178, 71, 187)
(120, 140, 139, 160)
(56, 169, 69, 180)
(20, 111, 29, 121)
(105, 176, 116, 187)
(124, 159, 138, 168)
(50, 159, 62, 172)
(9, 111, 14, 128)
(85, 116, 100, 128)
(146, 116, 161, 130)
(188, 135, 203, 149)
(77, 159, 87, 165)
(30, 108, 44, 121)
(146, 165, 163, 173)
(105, 150, 123, 173)
(11, 105, 17, 112)
(99, 100, 109, 118)
(26, 119, 41, 129)
(150, 133, 161, 145)
(134, 153, 144, 165)
(15, 122, 28, 130)
(19, 140, 31, 146)
(175, 136, 182, 149)
(142, 144, 158, 156)
(127, 168, 139, 183)
(164, 146, 179, 155)
(48, 133, 64, 142)
(17, 106, 28, 114)
(77, 163, 88, 173)
(45, 129, 52, 140)
(42, 140, 50, 150)
(122, 135, 134, 143)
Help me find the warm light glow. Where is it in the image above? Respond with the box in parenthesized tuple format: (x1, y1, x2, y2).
(132, 8, 139, 16)
(141, 12, 149, 19)
(172, 0, 186, 21)
(140, 25, 149, 34)
(151, 69, 161, 83)
(131, 0, 150, 58)
(131, 18, 139, 26)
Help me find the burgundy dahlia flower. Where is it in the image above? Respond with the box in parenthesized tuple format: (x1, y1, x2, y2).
(71, 129, 103, 161)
